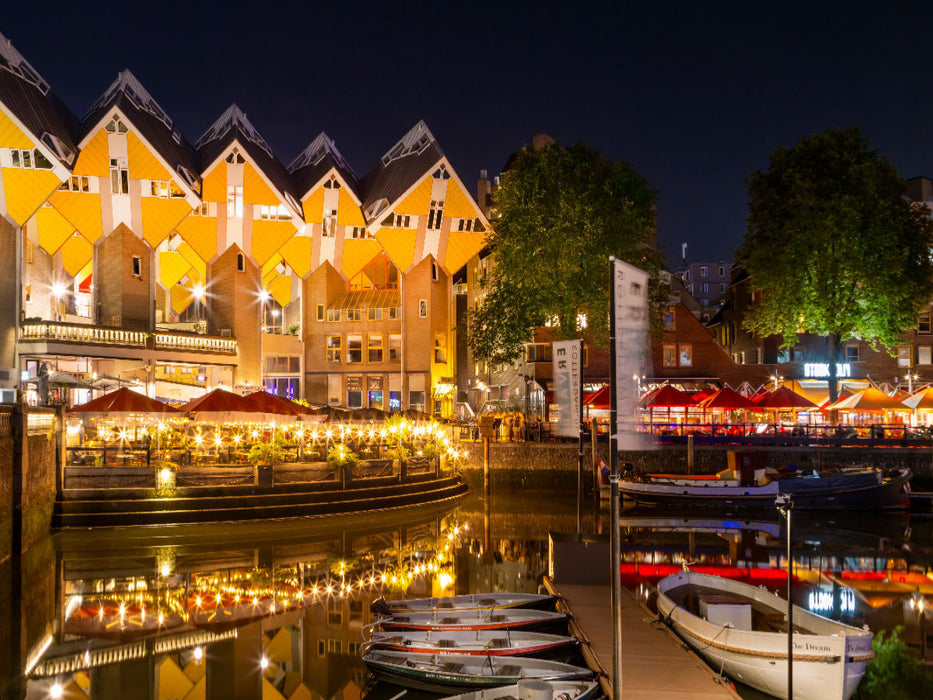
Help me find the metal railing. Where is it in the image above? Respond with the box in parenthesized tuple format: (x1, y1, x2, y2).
(20, 321, 237, 354)
(153, 332, 236, 354)
(21, 322, 146, 347)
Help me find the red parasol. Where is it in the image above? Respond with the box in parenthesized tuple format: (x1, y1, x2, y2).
(583, 386, 610, 409)
(696, 387, 759, 410)
(245, 391, 316, 419)
(181, 388, 265, 422)
(755, 387, 817, 410)
(68, 387, 178, 417)
(639, 385, 696, 408)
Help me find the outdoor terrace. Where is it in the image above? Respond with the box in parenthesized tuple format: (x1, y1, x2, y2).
(20, 321, 237, 355)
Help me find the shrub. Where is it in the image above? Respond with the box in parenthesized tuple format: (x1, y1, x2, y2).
(327, 445, 359, 472)
(248, 442, 286, 466)
(854, 626, 933, 699)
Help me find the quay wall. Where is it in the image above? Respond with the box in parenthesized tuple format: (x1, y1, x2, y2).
(457, 441, 933, 490)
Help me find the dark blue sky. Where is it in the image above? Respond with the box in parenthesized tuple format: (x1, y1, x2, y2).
(4, 2, 933, 268)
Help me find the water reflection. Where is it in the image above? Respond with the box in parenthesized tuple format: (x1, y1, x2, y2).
(3, 491, 933, 699)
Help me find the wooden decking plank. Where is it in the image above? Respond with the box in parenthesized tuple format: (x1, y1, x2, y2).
(545, 580, 741, 698)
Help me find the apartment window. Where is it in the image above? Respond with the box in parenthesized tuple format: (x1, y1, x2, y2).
(347, 308, 362, 321)
(458, 218, 473, 232)
(368, 308, 383, 320)
(427, 200, 444, 230)
(389, 307, 400, 320)
(9, 148, 52, 169)
(663, 310, 675, 330)
(237, 253, 245, 271)
(432, 263, 438, 281)
(720, 283, 726, 293)
(434, 338, 447, 364)
(328, 639, 341, 654)
(25, 240, 33, 263)
(663, 344, 677, 367)
(110, 159, 128, 194)
(919, 346, 932, 365)
(327, 309, 341, 322)
(257, 204, 290, 220)
(323, 210, 337, 236)
(150, 180, 170, 198)
(131, 256, 142, 277)
(264, 355, 301, 374)
(347, 335, 362, 362)
(409, 391, 425, 410)
(919, 312, 932, 334)
(317, 304, 324, 321)
(350, 226, 369, 239)
(348, 390, 362, 408)
(323, 176, 342, 189)
(418, 300, 427, 317)
(389, 334, 402, 362)
(739, 351, 746, 364)
(105, 117, 128, 134)
(227, 185, 243, 218)
(845, 344, 860, 362)
(678, 344, 693, 367)
(60, 175, 90, 192)
(526, 344, 552, 362)
(326, 336, 341, 363)
(897, 345, 912, 368)
(368, 334, 384, 362)
(225, 150, 245, 164)
(671, 291, 681, 303)
(25, 284, 31, 302)
(432, 165, 451, 180)
(700, 266, 708, 277)
(191, 201, 211, 216)
(719, 266, 725, 276)
(702, 283, 709, 294)
(317, 640, 326, 656)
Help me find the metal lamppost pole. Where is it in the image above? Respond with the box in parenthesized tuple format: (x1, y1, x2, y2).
(577, 339, 584, 536)
(776, 494, 794, 699)
(608, 258, 622, 700)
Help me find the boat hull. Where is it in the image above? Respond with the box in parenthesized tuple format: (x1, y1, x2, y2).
(376, 610, 568, 634)
(365, 630, 579, 659)
(656, 570, 873, 700)
(375, 593, 556, 613)
(622, 468, 911, 510)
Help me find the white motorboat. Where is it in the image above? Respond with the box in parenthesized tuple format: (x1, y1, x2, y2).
(656, 569, 874, 700)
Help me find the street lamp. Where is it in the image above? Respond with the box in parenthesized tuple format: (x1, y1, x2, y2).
(905, 372, 918, 396)
(771, 374, 783, 391)
(776, 493, 794, 699)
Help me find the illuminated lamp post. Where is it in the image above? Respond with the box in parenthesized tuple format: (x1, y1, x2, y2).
(776, 494, 794, 698)
(51, 281, 68, 321)
(191, 283, 206, 327)
(259, 289, 270, 333)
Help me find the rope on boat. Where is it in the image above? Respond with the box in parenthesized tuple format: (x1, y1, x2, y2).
(675, 624, 875, 663)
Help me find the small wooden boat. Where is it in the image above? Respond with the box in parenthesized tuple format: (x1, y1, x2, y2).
(362, 650, 594, 693)
(371, 592, 556, 614)
(371, 609, 569, 633)
(363, 629, 579, 658)
(439, 679, 600, 700)
(622, 464, 911, 510)
(656, 569, 874, 700)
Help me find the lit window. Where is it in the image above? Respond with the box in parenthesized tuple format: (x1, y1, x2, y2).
(323, 209, 337, 236)
(919, 346, 932, 365)
(368, 334, 384, 362)
(419, 299, 427, 317)
(347, 308, 362, 321)
(227, 185, 243, 218)
(897, 345, 912, 368)
(700, 266, 708, 277)
(59, 175, 90, 192)
(368, 308, 383, 320)
(110, 159, 128, 194)
(317, 304, 324, 321)
(663, 344, 676, 367)
(347, 335, 362, 362)
(678, 344, 693, 367)
(389, 334, 402, 362)
(326, 336, 341, 363)
(327, 309, 341, 322)
(663, 310, 675, 330)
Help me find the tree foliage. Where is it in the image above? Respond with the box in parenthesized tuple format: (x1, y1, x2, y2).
(853, 627, 933, 699)
(468, 142, 660, 364)
(739, 128, 933, 400)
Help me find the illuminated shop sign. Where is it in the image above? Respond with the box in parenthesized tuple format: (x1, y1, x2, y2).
(808, 587, 856, 614)
(803, 363, 851, 379)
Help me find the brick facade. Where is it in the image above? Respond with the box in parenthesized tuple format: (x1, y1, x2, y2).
(97, 224, 152, 330)
(209, 245, 261, 386)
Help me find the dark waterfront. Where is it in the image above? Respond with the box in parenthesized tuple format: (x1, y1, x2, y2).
(2, 488, 933, 699)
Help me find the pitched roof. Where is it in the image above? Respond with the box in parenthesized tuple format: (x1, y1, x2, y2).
(195, 104, 299, 209)
(289, 131, 358, 198)
(0, 31, 80, 166)
(358, 120, 444, 220)
(83, 70, 200, 191)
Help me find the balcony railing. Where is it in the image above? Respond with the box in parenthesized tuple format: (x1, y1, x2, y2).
(21, 322, 146, 347)
(154, 332, 237, 354)
(20, 321, 237, 355)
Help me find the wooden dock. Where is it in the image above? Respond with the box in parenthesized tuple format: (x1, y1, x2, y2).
(544, 579, 741, 699)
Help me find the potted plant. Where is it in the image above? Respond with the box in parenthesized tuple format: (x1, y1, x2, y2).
(327, 445, 359, 487)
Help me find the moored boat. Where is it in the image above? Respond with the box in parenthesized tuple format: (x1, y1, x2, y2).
(370, 592, 556, 614)
(370, 608, 569, 633)
(361, 650, 594, 693)
(656, 569, 874, 700)
(363, 629, 579, 658)
(439, 679, 600, 700)
(622, 462, 911, 510)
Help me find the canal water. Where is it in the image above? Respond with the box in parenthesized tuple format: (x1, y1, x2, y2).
(2, 487, 932, 699)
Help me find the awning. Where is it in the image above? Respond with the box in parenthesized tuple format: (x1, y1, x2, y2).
(330, 289, 400, 311)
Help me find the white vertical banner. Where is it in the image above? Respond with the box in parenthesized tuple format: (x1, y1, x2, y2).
(552, 339, 582, 437)
(613, 260, 649, 450)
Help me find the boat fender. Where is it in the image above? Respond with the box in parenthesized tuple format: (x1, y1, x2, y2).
(370, 597, 393, 616)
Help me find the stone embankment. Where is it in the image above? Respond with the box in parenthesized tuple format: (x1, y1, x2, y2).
(457, 440, 933, 490)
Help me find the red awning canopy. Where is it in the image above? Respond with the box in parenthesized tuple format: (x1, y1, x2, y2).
(68, 387, 178, 417)
(640, 384, 696, 408)
(696, 387, 758, 410)
(755, 386, 818, 410)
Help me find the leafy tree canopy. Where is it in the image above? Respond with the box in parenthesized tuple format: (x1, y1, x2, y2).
(739, 127, 933, 400)
(468, 142, 660, 365)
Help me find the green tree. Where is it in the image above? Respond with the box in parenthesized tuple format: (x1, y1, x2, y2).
(740, 128, 933, 403)
(854, 627, 933, 699)
(468, 142, 660, 364)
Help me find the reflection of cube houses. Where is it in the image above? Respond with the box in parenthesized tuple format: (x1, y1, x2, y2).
(0, 30, 489, 415)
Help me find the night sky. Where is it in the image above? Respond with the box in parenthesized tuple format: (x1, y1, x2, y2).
(4, 3, 933, 268)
